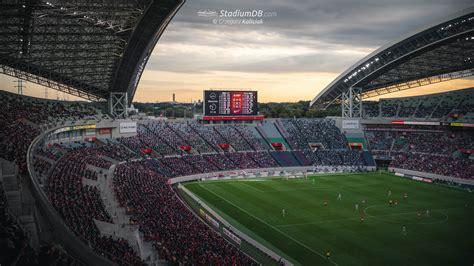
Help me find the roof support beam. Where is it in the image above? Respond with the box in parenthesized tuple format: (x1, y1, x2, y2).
(310, 8, 474, 109)
(0, 0, 185, 104)
(341, 87, 362, 118)
(363, 69, 474, 99)
(0, 64, 102, 101)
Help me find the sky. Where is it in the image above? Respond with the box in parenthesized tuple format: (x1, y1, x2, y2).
(0, 0, 473, 103)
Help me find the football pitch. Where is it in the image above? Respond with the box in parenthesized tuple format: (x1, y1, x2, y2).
(184, 173, 474, 266)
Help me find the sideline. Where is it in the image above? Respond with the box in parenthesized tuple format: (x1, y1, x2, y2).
(199, 184, 339, 266)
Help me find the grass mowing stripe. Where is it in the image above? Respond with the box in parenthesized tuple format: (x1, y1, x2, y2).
(198, 183, 338, 266)
(186, 173, 474, 265)
(274, 206, 458, 228)
(239, 181, 266, 192)
(187, 183, 298, 264)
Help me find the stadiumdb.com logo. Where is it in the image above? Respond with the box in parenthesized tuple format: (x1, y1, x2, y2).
(197, 8, 277, 26)
(197, 9, 218, 17)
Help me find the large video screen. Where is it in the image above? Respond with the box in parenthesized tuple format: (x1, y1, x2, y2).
(203, 90, 258, 116)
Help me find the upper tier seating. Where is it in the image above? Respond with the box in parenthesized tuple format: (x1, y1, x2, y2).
(362, 88, 474, 122)
(365, 126, 473, 179)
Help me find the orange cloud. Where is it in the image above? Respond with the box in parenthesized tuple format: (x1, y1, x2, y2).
(1, 72, 473, 104)
(367, 79, 474, 101)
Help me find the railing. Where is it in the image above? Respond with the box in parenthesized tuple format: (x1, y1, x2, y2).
(173, 165, 377, 265)
(179, 185, 294, 266)
(28, 121, 376, 266)
(169, 165, 376, 184)
(27, 125, 115, 266)
(388, 167, 474, 186)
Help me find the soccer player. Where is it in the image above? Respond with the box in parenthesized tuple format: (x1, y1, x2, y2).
(425, 209, 429, 217)
(389, 199, 393, 207)
(388, 190, 392, 197)
(361, 199, 366, 204)
(326, 251, 331, 260)
(417, 212, 421, 219)
(403, 193, 408, 199)
(360, 215, 365, 222)
(394, 200, 399, 206)
(355, 204, 359, 211)
(282, 209, 286, 217)
(324, 200, 328, 207)
(337, 193, 342, 200)
(402, 225, 407, 235)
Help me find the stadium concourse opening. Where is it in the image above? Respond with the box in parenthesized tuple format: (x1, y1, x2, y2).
(0, 1, 473, 266)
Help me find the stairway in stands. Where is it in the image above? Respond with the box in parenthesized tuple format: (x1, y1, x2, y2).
(259, 120, 292, 150)
(270, 151, 301, 166)
(0, 159, 39, 248)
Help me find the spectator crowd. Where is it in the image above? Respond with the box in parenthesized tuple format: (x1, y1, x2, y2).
(0, 91, 104, 173)
(365, 127, 473, 179)
(0, 91, 376, 265)
(1, 180, 78, 265)
(362, 88, 474, 122)
(281, 119, 366, 166)
(45, 148, 143, 265)
(390, 153, 473, 179)
(113, 162, 254, 265)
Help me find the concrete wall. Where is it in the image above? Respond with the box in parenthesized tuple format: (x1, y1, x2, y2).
(169, 165, 376, 184)
(44, 119, 138, 145)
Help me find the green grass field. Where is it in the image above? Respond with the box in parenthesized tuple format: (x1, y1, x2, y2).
(185, 173, 474, 266)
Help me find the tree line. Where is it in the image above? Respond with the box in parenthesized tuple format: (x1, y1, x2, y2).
(132, 101, 339, 118)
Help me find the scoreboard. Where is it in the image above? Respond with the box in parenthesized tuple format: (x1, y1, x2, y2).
(204, 90, 257, 116)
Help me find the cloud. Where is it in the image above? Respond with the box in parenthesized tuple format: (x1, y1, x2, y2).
(148, 0, 473, 75)
(135, 0, 473, 102)
(165, 0, 473, 47)
(2, 0, 472, 102)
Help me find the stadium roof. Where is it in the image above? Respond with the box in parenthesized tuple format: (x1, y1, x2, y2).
(310, 7, 474, 109)
(0, 0, 184, 103)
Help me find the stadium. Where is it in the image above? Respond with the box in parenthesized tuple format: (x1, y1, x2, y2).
(0, 1, 473, 266)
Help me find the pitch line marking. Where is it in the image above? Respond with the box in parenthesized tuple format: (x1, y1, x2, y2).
(239, 181, 266, 192)
(265, 182, 383, 193)
(199, 184, 339, 266)
(275, 217, 362, 228)
(274, 206, 454, 228)
(363, 204, 450, 225)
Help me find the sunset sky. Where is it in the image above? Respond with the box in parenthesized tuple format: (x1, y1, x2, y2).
(0, 0, 473, 103)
